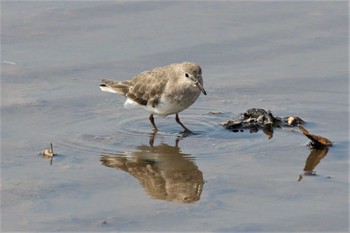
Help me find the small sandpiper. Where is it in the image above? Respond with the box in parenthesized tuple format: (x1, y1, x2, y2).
(100, 62, 206, 133)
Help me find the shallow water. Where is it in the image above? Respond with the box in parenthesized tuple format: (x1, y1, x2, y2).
(1, 2, 349, 232)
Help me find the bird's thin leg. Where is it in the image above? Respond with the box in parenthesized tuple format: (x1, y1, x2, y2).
(175, 113, 192, 133)
(149, 114, 158, 132)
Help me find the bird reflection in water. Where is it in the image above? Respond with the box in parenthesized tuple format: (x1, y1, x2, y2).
(100, 133, 204, 203)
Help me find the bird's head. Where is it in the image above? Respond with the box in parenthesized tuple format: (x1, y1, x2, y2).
(181, 62, 207, 95)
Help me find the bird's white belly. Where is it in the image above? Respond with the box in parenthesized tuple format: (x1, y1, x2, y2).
(123, 96, 191, 117)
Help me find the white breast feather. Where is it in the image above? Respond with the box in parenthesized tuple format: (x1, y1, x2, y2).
(123, 96, 186, 117)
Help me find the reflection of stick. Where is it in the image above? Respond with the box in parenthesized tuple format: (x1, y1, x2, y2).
(303, 148, 329, 172)
(298, 147, 329, 182)
(298, 124, 332, 147)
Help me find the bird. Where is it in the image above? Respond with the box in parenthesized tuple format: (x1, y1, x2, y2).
(100, 62, 206, 133)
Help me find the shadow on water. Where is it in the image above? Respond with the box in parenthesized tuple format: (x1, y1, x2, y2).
(100, 132, 204, 204)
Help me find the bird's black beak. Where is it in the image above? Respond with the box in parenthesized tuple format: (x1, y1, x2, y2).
(195, 81, 207, 95)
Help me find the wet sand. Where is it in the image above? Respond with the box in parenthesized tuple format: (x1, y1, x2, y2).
(1, 2, 349, 232)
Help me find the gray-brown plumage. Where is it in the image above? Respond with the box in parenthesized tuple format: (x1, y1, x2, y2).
(100, 62, 206, 132)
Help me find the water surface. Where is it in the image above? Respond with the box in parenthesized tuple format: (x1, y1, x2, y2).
(1, 2, 349, 232)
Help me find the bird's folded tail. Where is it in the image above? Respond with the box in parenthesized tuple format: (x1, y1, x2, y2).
(100, 79, 131, 95)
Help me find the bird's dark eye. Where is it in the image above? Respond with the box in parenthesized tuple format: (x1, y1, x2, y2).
(185, 73, 189, 78)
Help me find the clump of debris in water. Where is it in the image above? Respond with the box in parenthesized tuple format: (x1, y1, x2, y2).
(221, 108, 332, 148)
